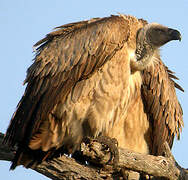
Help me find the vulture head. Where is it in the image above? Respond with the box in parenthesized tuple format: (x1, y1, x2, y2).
(145, 23, 181, 47)
(131, 23, 181, 71)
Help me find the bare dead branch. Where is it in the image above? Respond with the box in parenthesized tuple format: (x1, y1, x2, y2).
(0, 132, 15, 161)
(0, 132, 188, 180)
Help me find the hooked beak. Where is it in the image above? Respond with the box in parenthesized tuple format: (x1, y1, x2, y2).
(168, 28, 182, 41)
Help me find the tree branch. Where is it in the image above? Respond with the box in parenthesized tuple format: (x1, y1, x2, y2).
(0, 132, 14, 161)
(1, 132, 188, 180)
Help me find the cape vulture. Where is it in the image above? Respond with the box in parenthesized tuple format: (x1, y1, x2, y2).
(4, 14, 183, 169)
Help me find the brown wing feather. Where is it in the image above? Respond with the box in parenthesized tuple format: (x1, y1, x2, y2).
(4, 15, 129, 151)
(142, 52, 183, 155)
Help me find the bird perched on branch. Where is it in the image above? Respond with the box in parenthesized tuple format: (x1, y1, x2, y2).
(4, 14, 183, 170)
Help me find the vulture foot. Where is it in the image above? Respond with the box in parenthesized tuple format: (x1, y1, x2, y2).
(95, 136, 119, 167)
(82, 136, 119, 167)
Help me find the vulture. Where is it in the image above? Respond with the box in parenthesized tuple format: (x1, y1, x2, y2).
(4, 14, 183, 170)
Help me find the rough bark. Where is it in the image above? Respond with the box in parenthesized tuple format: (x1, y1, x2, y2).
(0, 132, 188, 180)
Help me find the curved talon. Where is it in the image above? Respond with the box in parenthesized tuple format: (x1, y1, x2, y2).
(96, 136, 119, 166)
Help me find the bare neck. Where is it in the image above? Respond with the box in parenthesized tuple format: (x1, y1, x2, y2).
(130, 49, 154, 72)
(130, 39, 155, 72)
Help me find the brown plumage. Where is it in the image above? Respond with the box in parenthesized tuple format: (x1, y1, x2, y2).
(3, 14, 183, 169)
